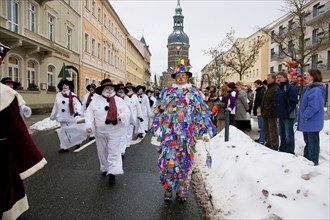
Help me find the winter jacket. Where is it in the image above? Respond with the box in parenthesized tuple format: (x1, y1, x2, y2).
(274, 81, 298, 119)
(297, 82, 325, 132)
(247, 89, 254, 112)
(260, 83, 276, 117)
(253, 86, 265, 116)
(225, 89, 238, 114)
(235, 89, 249, 120)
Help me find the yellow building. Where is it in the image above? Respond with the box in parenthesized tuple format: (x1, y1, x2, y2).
(0, 0, 81, 110)
(80, 0, 128, 97)
(127, 36, 144, 86)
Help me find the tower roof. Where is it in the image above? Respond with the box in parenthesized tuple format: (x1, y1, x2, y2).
(167, 0, 189, 45)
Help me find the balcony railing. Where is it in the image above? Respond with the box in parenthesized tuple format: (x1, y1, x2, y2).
(270, 53, 286, 61)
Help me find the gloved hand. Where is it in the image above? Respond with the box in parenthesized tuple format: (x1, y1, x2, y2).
(202, 133, 211, 142)
(138, 117, 144, 122)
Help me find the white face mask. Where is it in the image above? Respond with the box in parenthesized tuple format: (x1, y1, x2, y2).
(62, 84, 70, 94)
(102, 86, 115, 97)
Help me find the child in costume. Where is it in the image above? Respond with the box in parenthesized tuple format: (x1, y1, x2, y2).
(150, 59, 216, 202)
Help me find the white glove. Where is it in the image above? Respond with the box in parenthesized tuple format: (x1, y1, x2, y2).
(22, 105, 32, 118)
(202, 133, 211, 142)
(154, 128, 162, 137)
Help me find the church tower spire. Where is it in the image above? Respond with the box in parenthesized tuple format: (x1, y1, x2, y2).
(167, 0, 190, 72)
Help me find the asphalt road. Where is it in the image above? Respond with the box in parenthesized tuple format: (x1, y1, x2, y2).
(20, 130, 203, 220)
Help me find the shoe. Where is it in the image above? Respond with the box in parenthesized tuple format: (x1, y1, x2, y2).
(164, 190, 172, 200)
(137, 133, 143, 139)
(89, 137, 95, 141)
(254, 139, 260, 142)
(177, 192, 186, 202)
(58, 149, 69, 153)
(108, 174, 116, 185)
(75, 145, 80, 149)
(102, 171, 107, 176)
(264, 142, 271, 148)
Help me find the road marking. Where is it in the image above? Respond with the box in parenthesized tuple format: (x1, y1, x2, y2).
(74, 139, 95, 152)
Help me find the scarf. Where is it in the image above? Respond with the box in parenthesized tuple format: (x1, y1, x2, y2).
(102, 95, 118, 125)
(86, 93, 93, 109)
(62, 92, 76, 114)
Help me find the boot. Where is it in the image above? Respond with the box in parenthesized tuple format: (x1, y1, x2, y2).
(108, 174, 116, 185)
(164, 190, 172, 200)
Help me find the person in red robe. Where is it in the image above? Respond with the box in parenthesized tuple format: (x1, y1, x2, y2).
(0, 83, 47, 219)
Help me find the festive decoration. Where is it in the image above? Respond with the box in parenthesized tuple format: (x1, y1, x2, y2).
(0, 43, 10, 64)
(283, 58, 304, 83)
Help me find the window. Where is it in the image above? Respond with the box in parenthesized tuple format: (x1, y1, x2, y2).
(108, 19, 111, 31)
(97, 42, 101, 59)
(279, 25, 285, 36)
(312, 28, 319, 44)
(108, 48, 110, 63)
(270, 48, 275, 59)
(27, 2, 35, 32)
(256, 69, 259, 77)
(270, 30, 275, 42)
(85, 78, 90, 93)
(7, 0, 19, 32)
(103, 46, 106, 61)
(278, 64, 283, 71)
(8, 57, 20, 83)
(311, 54, 318, 69)
(47, 65, 55, 88)
(27, 61, 37, 86)
(66, 26, 72, 49)
(98, 8, 101, 22)
(313, 3, 320, 17)
(104, 14, 107, 27)
(288, 19, 295, 30)
(270, 66, 274, 73)
(84, 33, 89, 52)
(85, 0, 89, 10)
(328, 50, 330, 69)
(92, 0, 95, 16)
(110, 51, 113, 64)
(47, 14, 55, 41)
(92, 39, 95, 56)
(288, 40, 294, 54)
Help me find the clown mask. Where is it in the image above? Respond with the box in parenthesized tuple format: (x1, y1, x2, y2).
(102, 85, 115, 97)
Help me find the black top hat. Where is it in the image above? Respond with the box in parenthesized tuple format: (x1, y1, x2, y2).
(116, 82, 125, 92)
(136, 85, 146, 92)
(57, 79, 74, 91)
(1, 77, 20, 90)
(86, 83, 96, 91)
(95, 78, 116, 95)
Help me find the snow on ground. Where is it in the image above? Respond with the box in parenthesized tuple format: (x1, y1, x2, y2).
(194, 120, 330, 220)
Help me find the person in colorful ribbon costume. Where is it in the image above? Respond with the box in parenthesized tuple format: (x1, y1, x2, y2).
(151, 59, 216, 202)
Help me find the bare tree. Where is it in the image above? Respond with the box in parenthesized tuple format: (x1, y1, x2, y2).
(205, 29, 266, 82)
(261, 0, 329, 94)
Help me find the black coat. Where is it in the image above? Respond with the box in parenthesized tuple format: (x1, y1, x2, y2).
(253, 86, 265, 116)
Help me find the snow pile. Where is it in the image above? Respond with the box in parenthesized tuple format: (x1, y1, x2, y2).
(194, 122, 330, 219)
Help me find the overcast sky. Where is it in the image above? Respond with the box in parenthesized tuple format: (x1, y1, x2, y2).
(111, 0, 286, 80)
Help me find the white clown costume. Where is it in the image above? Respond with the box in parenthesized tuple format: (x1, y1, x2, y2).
(136, 85, 151, 136)
(84, 79, 130, 185)
(50, 79, 82, 151)
(124, 83, 143, 146)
